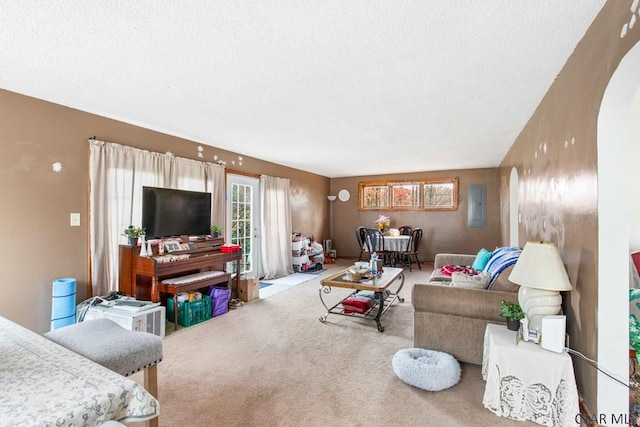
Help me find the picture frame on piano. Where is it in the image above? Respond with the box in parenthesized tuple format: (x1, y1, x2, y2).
(164, 239, 182, 253)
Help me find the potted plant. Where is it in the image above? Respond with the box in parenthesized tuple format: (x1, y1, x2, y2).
(210, 224, 223, 238)
(500, 300, 524, 331)
(123, 226, 145, 246)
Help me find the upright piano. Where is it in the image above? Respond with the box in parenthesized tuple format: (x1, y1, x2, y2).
(119, 238, 242, 304)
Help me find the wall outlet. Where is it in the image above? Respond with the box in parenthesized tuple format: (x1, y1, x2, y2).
(70, 213, 80, 226)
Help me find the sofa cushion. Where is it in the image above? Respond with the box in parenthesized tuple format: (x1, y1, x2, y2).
(472, 248, 492, 271)
(487, 264, 519, 292)
(430, 268, 456, 282)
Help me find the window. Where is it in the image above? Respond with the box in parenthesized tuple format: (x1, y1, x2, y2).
(423, 179, 458, 210)
(391, 182, 420, 208)
(359, 178, 458, 211)
(361, 183, 389, 209)
(230, 181, 253, 274)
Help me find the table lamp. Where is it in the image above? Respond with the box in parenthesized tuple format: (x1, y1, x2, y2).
(508, 241, 572, 343)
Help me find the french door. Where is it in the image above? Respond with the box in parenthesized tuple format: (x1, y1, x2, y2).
(226, 174, 261, 277)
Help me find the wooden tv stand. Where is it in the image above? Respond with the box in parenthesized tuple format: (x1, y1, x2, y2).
(119, 239, 242, 327)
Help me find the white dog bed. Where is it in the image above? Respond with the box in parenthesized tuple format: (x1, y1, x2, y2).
(392, 348, 461, 391)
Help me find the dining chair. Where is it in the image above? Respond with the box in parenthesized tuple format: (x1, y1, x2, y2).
(367, 229, 391, 266)
(356, 226, 368, 261)
(398, 226, 413, 236)
(401, 228, 423, 271)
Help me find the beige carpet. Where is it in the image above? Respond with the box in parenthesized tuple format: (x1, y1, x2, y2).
(129, 259, 531, 426)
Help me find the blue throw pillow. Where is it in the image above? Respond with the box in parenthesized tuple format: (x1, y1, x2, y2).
(472, 248, 492, 271)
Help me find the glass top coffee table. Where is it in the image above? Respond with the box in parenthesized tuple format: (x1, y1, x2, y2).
(319, 267, 404, 332)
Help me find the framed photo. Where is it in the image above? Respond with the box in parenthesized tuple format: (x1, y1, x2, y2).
(164, 239, 182, 253)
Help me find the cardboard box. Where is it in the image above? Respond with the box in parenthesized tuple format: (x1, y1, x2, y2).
(238, 276, 259, 302)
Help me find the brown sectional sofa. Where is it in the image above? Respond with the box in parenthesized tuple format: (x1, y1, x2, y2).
(411, 251, 520, 365)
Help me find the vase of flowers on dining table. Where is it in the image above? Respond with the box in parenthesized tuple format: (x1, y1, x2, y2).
(375, 215, 391, 235)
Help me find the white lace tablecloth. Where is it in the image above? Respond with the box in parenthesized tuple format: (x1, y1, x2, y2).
(482, 323, 579, 427)
(0, 316, 159, 426)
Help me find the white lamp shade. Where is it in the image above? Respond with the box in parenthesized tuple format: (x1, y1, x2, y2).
(508, 241, 571, 291)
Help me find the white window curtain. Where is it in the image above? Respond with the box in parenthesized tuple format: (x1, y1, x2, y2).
(89, 139, 225, 296)
(260, 175, 293, 279)
(204, 162, 226, 230)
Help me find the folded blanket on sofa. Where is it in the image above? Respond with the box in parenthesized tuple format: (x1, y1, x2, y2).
(451, 271, 490, 289)
(483, 246, 521, 286)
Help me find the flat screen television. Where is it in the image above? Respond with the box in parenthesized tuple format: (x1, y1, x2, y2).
(142, 186, 212, 239)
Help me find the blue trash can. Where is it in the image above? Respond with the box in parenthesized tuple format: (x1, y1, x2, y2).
(51, 278, 76, 330)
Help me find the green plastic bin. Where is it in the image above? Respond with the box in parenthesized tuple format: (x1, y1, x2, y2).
(167, 295, 212, 327)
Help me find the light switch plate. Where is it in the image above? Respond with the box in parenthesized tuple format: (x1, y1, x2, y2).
(70, 213, 80, 226)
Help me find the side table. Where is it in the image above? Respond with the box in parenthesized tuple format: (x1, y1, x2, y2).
(482, 323, 579, 427)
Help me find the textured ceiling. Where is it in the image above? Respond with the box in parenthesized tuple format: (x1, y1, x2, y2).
(0, 1, 606, 178)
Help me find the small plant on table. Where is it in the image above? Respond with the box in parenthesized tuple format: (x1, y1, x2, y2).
(123, 226, 145, 245)
(210, 224, 223, 237)
(500, 300, 524, 331)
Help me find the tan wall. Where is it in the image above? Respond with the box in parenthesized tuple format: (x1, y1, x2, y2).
(498, 1, 640, 414)
(0, 89, 329, 333)
(330, 168, 501, 261)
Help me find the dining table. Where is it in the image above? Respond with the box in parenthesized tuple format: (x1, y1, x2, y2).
(366, 233, 412, 266)
(0, 315, 159, 426)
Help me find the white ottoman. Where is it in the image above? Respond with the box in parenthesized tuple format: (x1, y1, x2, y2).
(392, 348, 461, 391)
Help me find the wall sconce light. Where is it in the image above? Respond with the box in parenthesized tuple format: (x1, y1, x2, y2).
(327, 195, 337, 202)
(52, 162, 63, 172)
